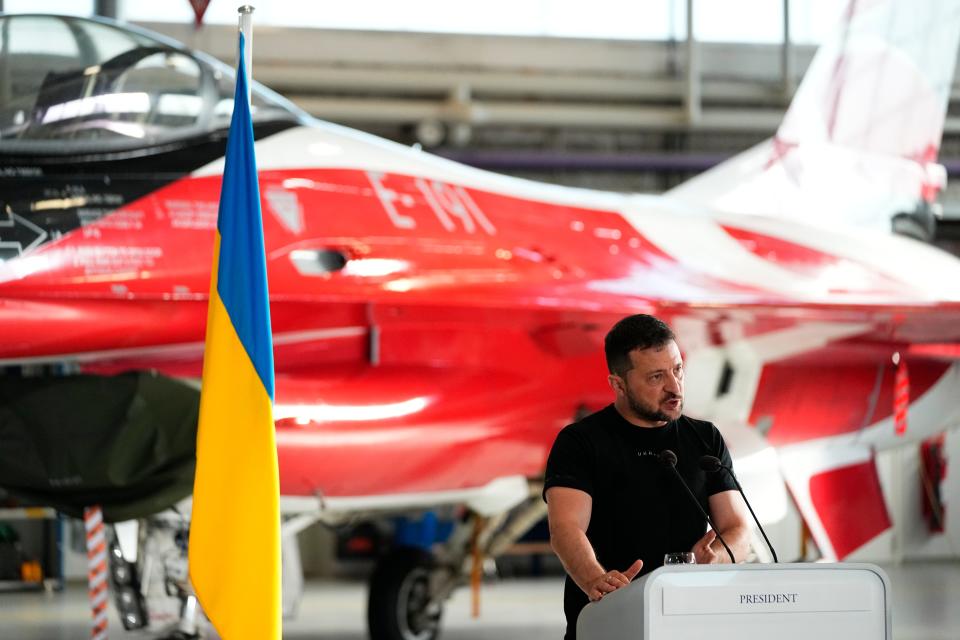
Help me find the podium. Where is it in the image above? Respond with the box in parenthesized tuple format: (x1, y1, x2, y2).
(577, 563, 891, 640)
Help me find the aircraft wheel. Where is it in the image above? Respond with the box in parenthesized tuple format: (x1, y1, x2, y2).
(368, 547, 443, 640)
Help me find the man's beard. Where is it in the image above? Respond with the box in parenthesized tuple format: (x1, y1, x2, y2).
(626, 389, 681, 424)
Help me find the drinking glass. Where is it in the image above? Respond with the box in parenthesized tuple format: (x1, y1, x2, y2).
(663, 552, 696, 565)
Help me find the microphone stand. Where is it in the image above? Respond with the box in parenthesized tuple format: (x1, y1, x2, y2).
(699, 455, 778, 563)
(659, 449, 736, 563)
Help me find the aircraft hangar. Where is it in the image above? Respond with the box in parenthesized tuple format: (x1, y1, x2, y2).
(0, 1, 959, 639)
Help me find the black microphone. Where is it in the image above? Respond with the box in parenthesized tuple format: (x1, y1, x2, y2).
(658, 449, 736, 563)
(699, 455, 778, 563)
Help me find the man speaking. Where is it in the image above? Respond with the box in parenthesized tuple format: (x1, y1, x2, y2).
(543, 314, 751, 639)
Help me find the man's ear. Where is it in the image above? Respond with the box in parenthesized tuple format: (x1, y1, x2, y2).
(607, 373, 624, 397)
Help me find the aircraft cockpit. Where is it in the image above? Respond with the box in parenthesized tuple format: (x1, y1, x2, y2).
(0, 13, 307, 155)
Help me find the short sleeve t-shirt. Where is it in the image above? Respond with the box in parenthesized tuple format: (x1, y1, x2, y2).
(543, 405, 737, 639)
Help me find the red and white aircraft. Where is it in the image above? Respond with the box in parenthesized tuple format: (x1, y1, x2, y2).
(1, 2, 959, 637)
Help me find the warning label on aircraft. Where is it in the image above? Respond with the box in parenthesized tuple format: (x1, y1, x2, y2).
(166, 199, 218, 230)
(64, 245, 164, 275)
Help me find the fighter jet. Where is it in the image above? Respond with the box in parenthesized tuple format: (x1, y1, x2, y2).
(0, 2, 958, 638)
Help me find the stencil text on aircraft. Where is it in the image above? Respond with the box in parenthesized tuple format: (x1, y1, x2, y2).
(367, 172, 496, 235)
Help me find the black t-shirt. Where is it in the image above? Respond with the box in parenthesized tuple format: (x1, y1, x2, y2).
(543, 404, 737, 639)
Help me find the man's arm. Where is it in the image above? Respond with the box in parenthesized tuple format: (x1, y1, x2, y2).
(691, 490, 752, 563)
(546, 486, 642, 600)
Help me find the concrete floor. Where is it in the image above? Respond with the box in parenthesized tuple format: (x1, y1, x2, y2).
(0, 561, 957, 639)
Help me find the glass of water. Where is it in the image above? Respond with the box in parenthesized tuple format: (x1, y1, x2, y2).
(663, 552, 696, 565)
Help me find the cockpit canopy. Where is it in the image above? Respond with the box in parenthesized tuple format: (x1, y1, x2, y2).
(0, 14, 306, 154)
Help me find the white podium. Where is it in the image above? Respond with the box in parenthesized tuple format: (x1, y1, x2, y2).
(577, 563, 891, 640)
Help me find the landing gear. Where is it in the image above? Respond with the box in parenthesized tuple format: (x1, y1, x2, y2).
(106, 524, 148, 630)
(368, 547, 443, 640)
(365, 489, 549, 640)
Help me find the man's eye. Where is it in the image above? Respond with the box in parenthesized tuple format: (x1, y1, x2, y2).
(650, 374, 662, 382)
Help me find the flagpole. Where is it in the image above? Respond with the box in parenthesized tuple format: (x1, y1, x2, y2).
(189, 4, 280, 638)
(238, 5, 254, 104)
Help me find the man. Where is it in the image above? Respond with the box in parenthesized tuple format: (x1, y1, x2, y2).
(544, 314, 751, 639)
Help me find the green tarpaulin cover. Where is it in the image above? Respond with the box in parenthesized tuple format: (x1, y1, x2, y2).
(0, 371, 199, 522)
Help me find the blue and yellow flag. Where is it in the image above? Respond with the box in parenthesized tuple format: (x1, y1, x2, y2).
(189, 32, 281, 640)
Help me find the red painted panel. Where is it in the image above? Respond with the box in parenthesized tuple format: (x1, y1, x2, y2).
(809, 459, 891, 559)
(752, 352, 949, 445)
(722, 224, 836, 269)
(721, 224, 907, 295)
(909, 343, 960, 359)
(272, 364, 595, 496)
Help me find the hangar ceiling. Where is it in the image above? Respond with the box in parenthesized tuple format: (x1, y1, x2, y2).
(142, 21, 813, 138)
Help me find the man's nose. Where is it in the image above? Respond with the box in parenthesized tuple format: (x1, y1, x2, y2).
(665, 373, 682, 393)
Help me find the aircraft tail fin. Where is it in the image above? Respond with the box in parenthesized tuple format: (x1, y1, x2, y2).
(668, 0, 960, 237)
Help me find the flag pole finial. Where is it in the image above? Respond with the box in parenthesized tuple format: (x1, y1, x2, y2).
(237, 6, 255, 103)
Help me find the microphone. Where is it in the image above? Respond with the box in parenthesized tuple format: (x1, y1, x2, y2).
(658, 449, 736, 563)
(699, 455, 778, 563)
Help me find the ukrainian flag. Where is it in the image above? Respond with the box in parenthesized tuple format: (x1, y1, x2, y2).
(189, 32, 281, 640)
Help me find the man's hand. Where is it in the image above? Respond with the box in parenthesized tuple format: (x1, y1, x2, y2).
(691, 530, 722, 564)
(583, 559, 643, 601)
